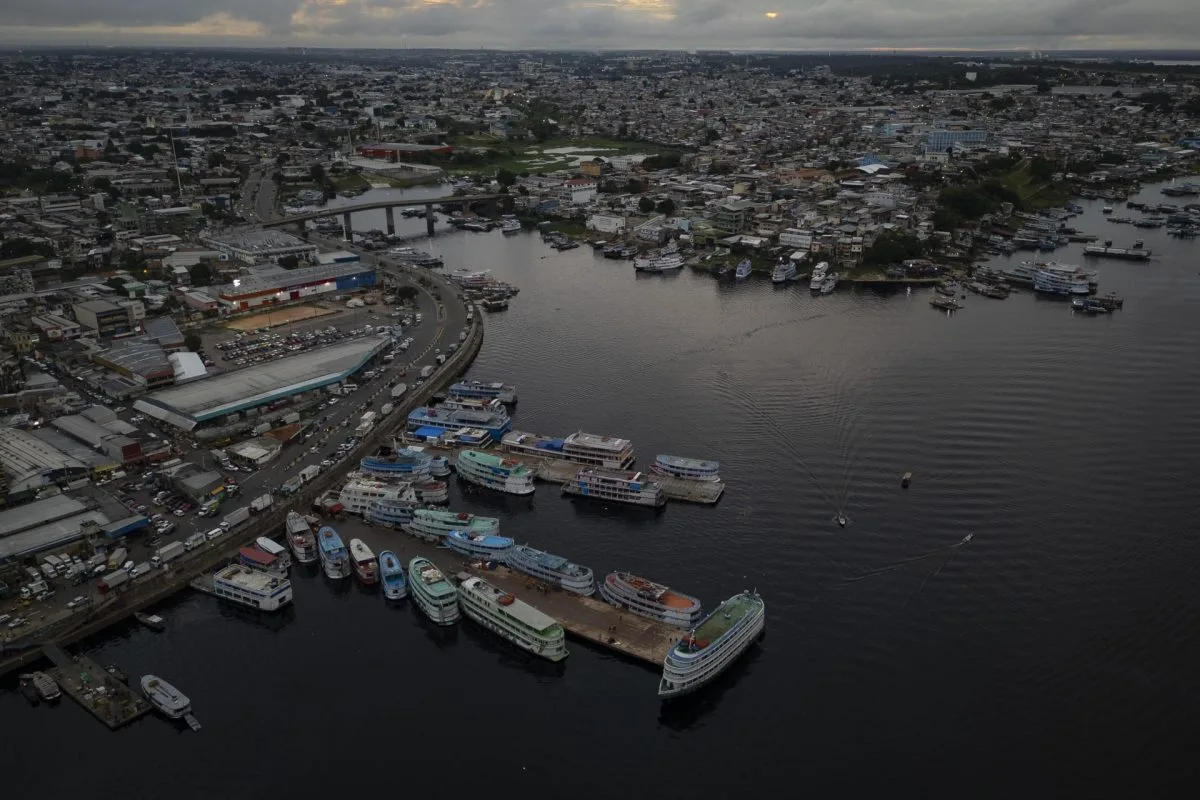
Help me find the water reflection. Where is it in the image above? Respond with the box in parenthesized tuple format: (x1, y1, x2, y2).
(215, 601, 298, 634)
(458, 619, 568, 681)
(455, 479, 538, 514)
(408, 604, 461, 649)
(567, 497, 668, 524)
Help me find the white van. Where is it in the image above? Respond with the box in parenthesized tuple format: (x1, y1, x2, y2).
(206, 527, 224, 541)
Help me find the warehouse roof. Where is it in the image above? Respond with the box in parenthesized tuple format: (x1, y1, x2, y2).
(0, 493, 89, 538)
(134, 337, 386, 428)
(0, 427, 88, 487)
(0, 510, 110, 560)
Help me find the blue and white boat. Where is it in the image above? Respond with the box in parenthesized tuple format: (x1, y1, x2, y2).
(734, 259, 752, 281)
(658, 590, 765, 699)
(1033, 261, 1091, 296)
(506, 545, 595, 596)
(316, 526, 352, 580)
(407, 405, 512, 442)
(429, 456, 451, 477)
(379, 550, 407, 600)
(809, 261, 829, 291)
(446, 529, 514, 563)
(359, 446, 433, 480)
(449, 380, 518, 405)
(770, 259, 797, 283)
(405, 508, 500, 541)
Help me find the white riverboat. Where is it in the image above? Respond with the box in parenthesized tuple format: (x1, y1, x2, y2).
(599, 571, 703, 628)
(561, 468, 666, 507)
(405, 508, 500, 540)
(210, 564, 293, 611)
(658, 590, 765, 699)
(457, 576, 569, 662)
(446, 529, 514, 563)
(501, 430, 635, 469)
(650, 454, 721, 482)
(141, 674, 192, 719)
(506, 545, 595, 595)
(455, 450, 536, 495)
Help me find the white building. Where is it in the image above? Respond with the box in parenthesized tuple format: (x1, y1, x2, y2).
(586, 214, 627, 234)
(557, 179, 598, 205)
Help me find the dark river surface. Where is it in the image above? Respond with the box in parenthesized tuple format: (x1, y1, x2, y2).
(4, 184, 1199, 798)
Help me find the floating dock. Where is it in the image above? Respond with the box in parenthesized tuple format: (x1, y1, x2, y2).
(41, 644, 152, 730)
(352, 523, 684, 665)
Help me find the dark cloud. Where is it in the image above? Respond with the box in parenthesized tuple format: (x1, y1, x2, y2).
(0, 0, 1197, 48)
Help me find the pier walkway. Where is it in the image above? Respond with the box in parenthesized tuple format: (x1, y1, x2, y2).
(352, 522, 683, 666)
(42, 644, 151, 729)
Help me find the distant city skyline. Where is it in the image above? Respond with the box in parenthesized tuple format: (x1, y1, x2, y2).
(0, 0, 1198, 52)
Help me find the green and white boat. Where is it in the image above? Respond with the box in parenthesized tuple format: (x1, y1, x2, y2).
(458, 576, 568, 662)
(658, 590, 764, 699)
(408, 557, 460, 625)
(455, 450, 536, 495)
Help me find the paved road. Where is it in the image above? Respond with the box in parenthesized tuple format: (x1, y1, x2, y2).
(3, 258, 469, 636)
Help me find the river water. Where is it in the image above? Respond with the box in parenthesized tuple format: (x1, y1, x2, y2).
(4, 185, 1199, 797)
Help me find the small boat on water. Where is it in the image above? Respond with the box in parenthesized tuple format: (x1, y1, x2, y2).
(134, 611, 166, 631)
(23, 672, 61, 702)
(734, 259, 752, 281)
(141, 674, 191, 719)
(349, 538, 378, 585)
(930, 295, 963, 312)
(379, 550, 408, 600)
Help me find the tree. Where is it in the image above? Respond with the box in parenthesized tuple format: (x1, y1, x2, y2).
(0, 237, 56, 259)
(309, 164, 327, 184)
(638, 197, 656, 214)
(395, 286, 419, 302)
(495, 168, 517, 188)
(189, 262, 213, 287)
(862, 230, 925, 266)
(184, 333, 203, 352)
(656, 198, 676, 216)
(207, 152, 227, 169)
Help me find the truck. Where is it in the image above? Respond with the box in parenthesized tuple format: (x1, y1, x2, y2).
(250, 493, 273, 513)
(380, 403, 395, 416)
(282, 412, 301, 425)
(39, 562, 58, 581)
(151, 541, 185, 569)
(252, 422, 272, 436)
(420, 365, 434, 379)
(281, 476, 304, 495)
(299, 464, 321, 484)
(223, 506, 251, 530)
(185, 532, 207, 551)
(98, 569, 129, 592)
(129, 562, 152, 579)
(105, 547, 128, 572)
(391, 383, 408, 399)
(435, 354, 447, 366)
(356, 411, 377, 437)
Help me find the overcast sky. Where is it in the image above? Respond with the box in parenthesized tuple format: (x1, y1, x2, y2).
(1, 0, 1198, 51)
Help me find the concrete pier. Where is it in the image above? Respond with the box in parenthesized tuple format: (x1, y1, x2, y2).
(425, 204, 436, 236)
(342, 211, 353, 239)
(42, 644, 152, 729)
(385, 206, 396, 236)
(344, 519, 682, 666)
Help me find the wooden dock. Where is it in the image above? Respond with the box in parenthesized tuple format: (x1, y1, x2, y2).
(350, 520, 684, 666)
(41, 644, 152, 730)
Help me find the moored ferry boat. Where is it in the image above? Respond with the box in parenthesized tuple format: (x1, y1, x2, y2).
(285, 512, 318, 565)
(365, 496, 418, 528)
(502, 430, 635, 470)
(770, 259, 797, 283)
(506, 545, 595, 595)
(359, 446, 433, 480)
(211, 564, 293, 611)
(407, 405, 512, 442)
(455, 450, 536, 495)
(562, 468, 666, 507)
(809, 260, 829, 291)
(1033, 261, 1091, 296)
(446, 529, 514, 562)
(412, 479, 449, 504)
(255, 536, 291, 571)
(634, 250, 685, 272)
(408, 557, 460, 625)
(457, 576, 569, 661)
(317, 526, 352, 580)
(734, 259, 752, 280)
(405, 508, 500, 541)
(658, 590, 765, 699)
(429, 456, 451, 477)
(141, 674, 192, 719)
(501, 214, 522, 234)
(449, 380, 518, 405)
(437, 396, 509, 419)
(600, 572, 703, 628)
(379, 550, 407, 600)
(349, 538, 378, 584)
(650, 454, 721, 482)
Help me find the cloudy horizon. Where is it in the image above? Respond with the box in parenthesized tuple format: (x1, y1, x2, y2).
(0, 1, 1198, 52)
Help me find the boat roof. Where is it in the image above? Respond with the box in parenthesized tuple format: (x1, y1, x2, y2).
(564, 431, 631, 451)
(217, 563, 284, 592)
(463, 577, 558, 632)
(451, 530, 513, 548)
(656, 454, 719, 469)
(516, 546, 568, 571)
(686, 592, 763, 644)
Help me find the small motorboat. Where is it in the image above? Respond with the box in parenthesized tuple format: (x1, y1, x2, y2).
(134, 611, 166, 631)
(835, 513, 848, 528)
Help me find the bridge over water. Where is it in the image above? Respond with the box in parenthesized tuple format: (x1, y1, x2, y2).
(263, 194, 503, 236)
